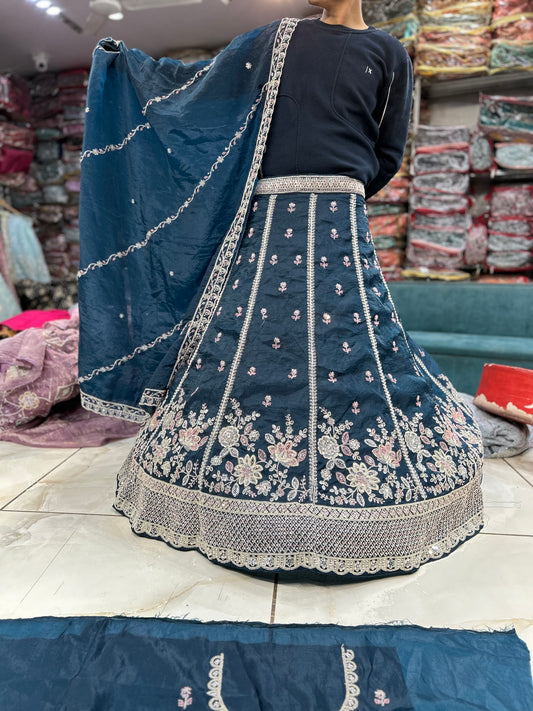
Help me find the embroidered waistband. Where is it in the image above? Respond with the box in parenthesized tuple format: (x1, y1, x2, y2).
(255, 175, 365, 197)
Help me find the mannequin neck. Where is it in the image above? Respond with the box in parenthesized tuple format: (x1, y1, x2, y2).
(320, 2, 367, 30)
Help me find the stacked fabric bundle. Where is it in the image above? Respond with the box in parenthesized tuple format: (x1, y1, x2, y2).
(416, 0, 493, 79)
(368, 148, 411, 279)
(364, 0, 419, 52)
(490, 0, 533, 73)
(486, 185, 533, 272)
(0, 75, 34, 194)
(406, 125, 471, 271)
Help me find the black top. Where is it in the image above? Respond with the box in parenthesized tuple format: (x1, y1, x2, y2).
(261, 18, 413, 198)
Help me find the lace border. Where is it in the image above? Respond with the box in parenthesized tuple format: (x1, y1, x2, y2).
(115, 464, 484, 575)
(255, 175, 366, 196)
(81, 392, 148, 423)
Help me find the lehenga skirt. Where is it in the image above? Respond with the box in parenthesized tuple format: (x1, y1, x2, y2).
(115, 175, 484, 579)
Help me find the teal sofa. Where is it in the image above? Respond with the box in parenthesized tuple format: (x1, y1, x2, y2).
(388, 282, 533, 395)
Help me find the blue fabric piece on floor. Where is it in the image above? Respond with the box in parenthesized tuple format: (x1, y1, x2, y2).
(0, 616, 531, 710)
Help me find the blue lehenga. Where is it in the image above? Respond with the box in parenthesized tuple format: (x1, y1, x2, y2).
(79, 20, 484, 579)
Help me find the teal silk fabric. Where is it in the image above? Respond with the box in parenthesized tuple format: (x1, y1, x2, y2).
(78, 20, 297, 421)
(1, 617, 532, 710)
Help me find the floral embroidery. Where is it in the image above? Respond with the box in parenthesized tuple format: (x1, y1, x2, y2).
(287, 202, 295, 213)
(285, 228, 293, 238)
(373, 314, 379, 327)
(374, 689, 390, 707)
(330, 201, 338, 212)
(179, 426, 207, 452)
(252, 201, 258, 212)
(363, 258, 370, 269)
(245, 62, 252, 69)
(322, 313, 331, 324)
(232, 279, 239, 290)
(268, 441, 299, 467)
(236, 255, 242, 265)
(215, 332, 222, 343)
(387, 373, 397, 384)
(247, 366, 256, 376)
(365, 371, 374, 382)
(320, 256, 328, 268)
(416, 395, 421, 407)
(262, 395, 272, 407)
(343, 255, 352, 267)
(195, 358, 202, 370)
(218, 361, 226, 372)
(392, 340, 398, 352)
(346, 462, 380, 493)
(335, 283, 344, 296)
(328, 371, 338, 383)
(288, 368, 297, 379)
(294, 254, 302, 265)
(249, 252, 256, 263)
(351, 401, 360, 414)
(260, 308, 268, 320)
(353, 312, 362, 324)
(270, 254, 278, 265)
(279, 282, 287, 292)
(233, 454, 263, 485)
(178, 686, 193, 708)
(330, 228, 339, 239)
(291, 309, 301, 321)
(235, 306, 243, 317)
(248, 228, 254, 238)
(272, 337, 281, 349)
(342, 342, 351, 354)
(18, 392, 40, 410)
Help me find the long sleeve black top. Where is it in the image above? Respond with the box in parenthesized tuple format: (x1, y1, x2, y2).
(261, 18, 413, 198)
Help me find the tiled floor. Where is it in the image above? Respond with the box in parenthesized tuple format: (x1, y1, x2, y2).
(1, 439, 532, 671)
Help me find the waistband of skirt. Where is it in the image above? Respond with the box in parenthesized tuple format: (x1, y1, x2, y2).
(255, 175, 365, 197)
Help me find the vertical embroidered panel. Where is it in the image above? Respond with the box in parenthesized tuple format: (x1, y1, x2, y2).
(307, 193, 319, 503)
(340, 645, 360, 710)
(207, 653, 229, 711)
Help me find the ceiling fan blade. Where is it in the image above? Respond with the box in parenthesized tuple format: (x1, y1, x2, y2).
(122, 0, 202, 9)
(83, 11, 109, 36)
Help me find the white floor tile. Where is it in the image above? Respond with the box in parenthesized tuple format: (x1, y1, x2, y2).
(482, 458, 533, 535)
(0, 511, 82, 617)
(506, 447, 533, 487)
(4, 438, 135, 515)
(272, 533, 533, 631)
(11, 514, 274, 623)
(0, 442, 77, 509)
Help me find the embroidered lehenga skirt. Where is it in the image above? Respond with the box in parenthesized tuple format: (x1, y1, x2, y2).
(115, 175, 484, 578)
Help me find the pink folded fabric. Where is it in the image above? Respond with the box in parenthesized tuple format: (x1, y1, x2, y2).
(1, 309, 71, 331)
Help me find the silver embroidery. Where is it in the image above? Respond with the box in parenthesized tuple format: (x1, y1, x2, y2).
(340, 646, 360, 710)
(81, 392, 147, 422)
(207, 653, 229, 711)
(349, 194, 427, 500)
(256, 175, 365, 196)
(78, 321, 182, 383)
(142, 59, 216, 115)
(307, 193, 319, 503)
(81, 122, 151, 161)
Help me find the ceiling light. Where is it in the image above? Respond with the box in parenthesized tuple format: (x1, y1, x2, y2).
(36, 0, 52, 7)
(46, 5, 62, 14)
(109, 11, 124, 20)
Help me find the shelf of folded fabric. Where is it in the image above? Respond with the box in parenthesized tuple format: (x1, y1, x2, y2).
(420, 70, 533, 98)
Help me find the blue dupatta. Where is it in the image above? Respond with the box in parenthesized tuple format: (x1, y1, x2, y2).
(78, 18, 298, 421)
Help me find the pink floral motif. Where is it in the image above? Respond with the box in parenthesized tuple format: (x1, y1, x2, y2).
(392, 340, 399, 352)
(260, 308, 268, 320)
(335, 283, 343, 296)
(328, 371, 337, 383)
(363, 258, 370, 269)
(365, 370, 374, 382)
(287, 202, 296, 213)
(215, 332, 222, 343)
(343, 255, 351, 267)
(288, 368, 297, 379)
(391, 312, 397, 323)
(322, 313, 331, 325)
(363, 204, 368, 216)
(270, 254, 278, 265)
(351, 401, 360, 414)
(416, 394, 421, 407)
(420, 349, 426, 357)
(294, 254, 302, 265)
(285, 228, 293, 239)
(451, 407, 466, 425)
(373, 314, 380, 327)
(342, 342, 351, 354)
(329, 200, 338, 212)
(443, 426, 461, 446)
(248, 228, 254, 238)
(249, 252, 256, 264)
(247, 366, 256, 376)
(272, 337, 281, 350)
(252, 201, 258, 212)
(353, 312, 362, 324)
(320, 256, 328, 268)
(217, 307, 222, 316)
(235, 306, 243, 317)
(279, 282, 287, 293)
(234, 454, 263, 485)
(178, 427, 203, 451)
(18, 392, 39, 410)
(374, 690, 390, 706)
(178, 686, 193, 708)
(387, 373, 397, 384)
(373, 441, 401, 468)
(330, 228, 339, 239)
(232, 279, 239, 290)
(373, 286, 381, 297)
(262, 395, 272, 407)
(268, 441, 299, 467)
(291, 310, 301, 321)
(366, 231, 371, 242)
(346, 462, 380, 493)
(195, 358, 202, 370)
(218, 360, 226, 372)
(236, 255, 242, 266)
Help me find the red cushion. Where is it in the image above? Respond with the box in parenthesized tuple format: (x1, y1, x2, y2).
(474, 363, 533, 425)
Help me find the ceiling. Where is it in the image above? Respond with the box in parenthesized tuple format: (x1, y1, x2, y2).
(1, 0, 314, 76)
